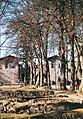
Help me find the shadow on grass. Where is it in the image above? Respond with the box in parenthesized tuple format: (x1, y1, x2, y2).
(0, 101, 83, 119)
(31, 101, 83, 119)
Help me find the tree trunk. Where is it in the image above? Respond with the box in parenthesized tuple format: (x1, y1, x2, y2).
(30, 63, 33, 85)
(59, 26, 66, 90)
(46, 60, 51, 88)
(70, 33, 75, 90)
(79, 57, 83, 93)
(40, 56, 43, 86)
(79, 43, 83, 93)
(75, 37, 82, 79)
(34, 65, 36, 85)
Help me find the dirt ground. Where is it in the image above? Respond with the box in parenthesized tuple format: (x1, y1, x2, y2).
(0, 85, 83, 119)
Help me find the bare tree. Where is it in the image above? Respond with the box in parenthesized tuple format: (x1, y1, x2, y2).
(1, 0, 82, 90)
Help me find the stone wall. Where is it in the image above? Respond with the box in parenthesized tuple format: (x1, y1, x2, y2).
(0, 64, 18, 84)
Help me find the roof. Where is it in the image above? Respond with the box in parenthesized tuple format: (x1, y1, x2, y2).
(47, 55, 59, 62)
(0, 55, 20, 64)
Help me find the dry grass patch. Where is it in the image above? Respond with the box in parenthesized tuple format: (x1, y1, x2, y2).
(0, 113, 42, 118)
(71, 108, 83, 113)
(0, 85, 51, 92)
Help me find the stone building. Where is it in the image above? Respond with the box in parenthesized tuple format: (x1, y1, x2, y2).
(0, 55, 19, 84)
(48, 55, 60, 89)
(48, 55, 82, 89)
(0, 55, 30, 85)
(0, 55, 82, 89)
